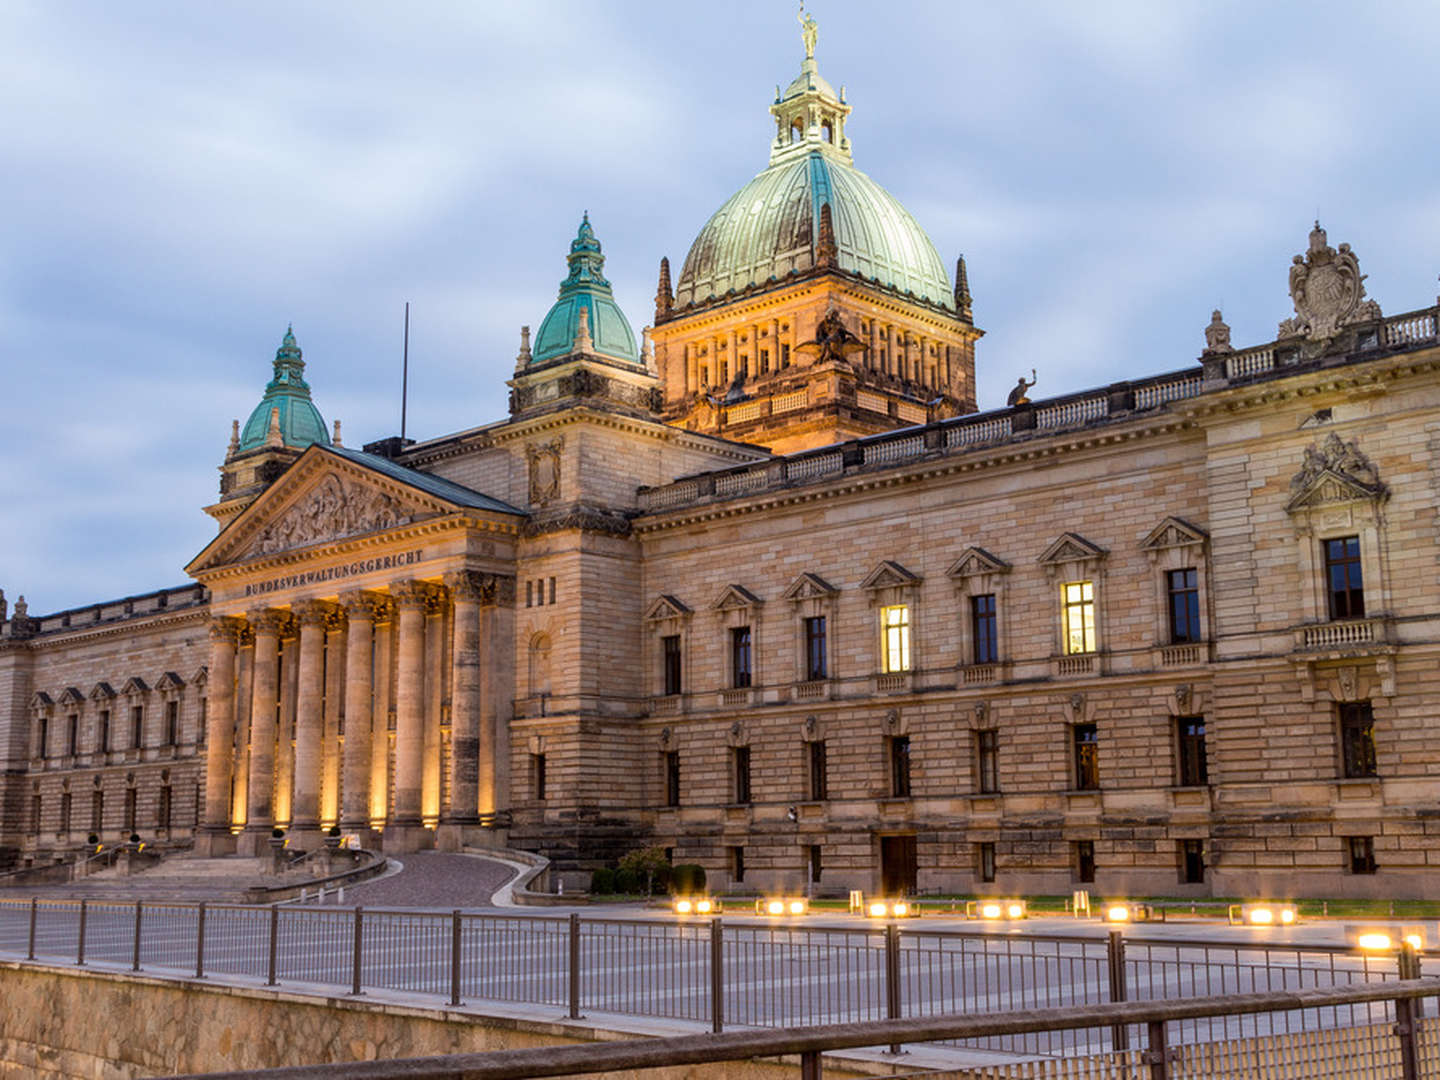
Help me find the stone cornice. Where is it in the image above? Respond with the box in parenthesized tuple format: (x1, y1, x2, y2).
(634, 416, 1194, 535)
(16, 606, 210, 651)
(1177, 351, 1440, 421)
(446, 407, 767, 463)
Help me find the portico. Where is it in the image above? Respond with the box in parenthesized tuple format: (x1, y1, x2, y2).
(188, 444, 522, 855)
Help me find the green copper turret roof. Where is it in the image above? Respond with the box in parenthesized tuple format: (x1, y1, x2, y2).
(237, 327, 331, 453)
(531, 215, 640, 366)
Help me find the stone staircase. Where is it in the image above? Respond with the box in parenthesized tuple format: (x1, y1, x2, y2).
(2, 853, 323, 903)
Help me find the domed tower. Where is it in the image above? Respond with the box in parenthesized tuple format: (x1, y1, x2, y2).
(206, 326, 334, 526)
(508, 214, 659, 422)
(651, 15, 980, 452)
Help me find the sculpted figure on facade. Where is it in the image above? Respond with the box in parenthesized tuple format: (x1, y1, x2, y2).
(1287, 432, 1385, 505)
(1202, 310, 1232, 354)
(1278, 222, 1382, 344)
(249, 474, 417, 556)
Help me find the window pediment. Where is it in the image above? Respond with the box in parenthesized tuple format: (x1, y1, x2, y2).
(30, 691, 53, 710)
(644, 594, 692, 621)
(1141, 517, 1208, 552)
(713, 584, 763, 610)
(1038, 533, 1108, 567)
(155, 671, 185, 693)
(782, 572, 838, 602)
(946, 547, 1011, 580)
(89, 681, 116, 701)
(861, 560, 921, 591)
(121, 677, 150, 696)
(190, 666, 209, 688)
(57, 686, 85, 706)
(1286, 434, 1388, 514)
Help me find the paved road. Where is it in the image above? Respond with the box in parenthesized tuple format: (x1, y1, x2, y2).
(309, 852, 517, 909)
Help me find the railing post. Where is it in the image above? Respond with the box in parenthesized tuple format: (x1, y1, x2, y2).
(350, 907, 364, 995)
(266, 904, 279, 987)
(75, 899, 87, 966)
(1107, 929, 1129, 1051)
(131, 900, 143, 972)
(885, 923, 903, 1054)
(195, 901, 206, 979)
(449, 910, 462, 1007)
(710, 918, 724, 1034)
(26, 898, 36, 961)
(1395, 943, 1422, 1080)
(1144, 1019, 1172, 1080)
(800, 1049, 822, 1080)
(568, 913, 582, 1020)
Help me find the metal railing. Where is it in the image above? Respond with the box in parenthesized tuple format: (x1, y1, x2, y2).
(0, 898, 1421, 1058)
(170, 976, 1440, 1080)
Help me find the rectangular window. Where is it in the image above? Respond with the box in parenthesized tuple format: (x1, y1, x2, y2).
(31, 795, 41, 835)
(1324, 536, 1365, 619)
(1180, 839, 1205, 884)
(759, 347, 770, 373)
(731, 626, 752, 689)
(198, 699, 207, 744)
(531, 753, 546, 801)
(91, 790, 104, 833)
(549, 577, 556, 605)
(67, 714, 78, 757)
(808, 843, 822, 884)
(975, 729, 999, 794)
(131, 705, 144, 749)
(1061, 581, 1096, 655)
(890, 735, 912, 798)
(1176, 717, 1208, 787)
(1072, 723, 1099, 790)
(881, 605, 910, 673)
(803, 616, 827, 681)
(99, 710, 110, 753)
(661, 635, 683, 696)
(665, 750, 681, 807)
(1167, 568, 1201, 643)
(37, 717, 47, 759)
(1339, 701, 1377, 778)
(732, 746, 752, 804)
(978, 842, 996, 883)
(157, 786, 172, 831)
(730, 845, 745, 883)
(780, 343, 790, 368)
(526, 581, 533, 608)
(808, 740, 828, 801)
(1347, 835, 1377, 875)
(166, 701, 180, 746)
(1075, 840, 1096, 883)
(971, 594, 998, 664)
(60, 792, 72, 835)
(124, 789, 137, 832)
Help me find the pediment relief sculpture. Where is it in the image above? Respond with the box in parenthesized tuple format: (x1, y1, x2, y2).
(860, 560, 921, 590)
(782, 572, 838, 601)
(1038, 532, 1107, 566)
(713, 584, 763, 610)
(946, 546, 1011, 579)
(1140, 517, 1208, 552)
(245, 473, 425, 558)
(644, 594, 691, 621)
(1277, 222, 1382, 344)
(1286, 433, 1387, 513)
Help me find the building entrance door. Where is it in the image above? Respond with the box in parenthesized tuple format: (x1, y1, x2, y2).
(880, 834, 917, 896)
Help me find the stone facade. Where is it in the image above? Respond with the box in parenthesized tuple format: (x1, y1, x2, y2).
(2, 31, 1439, 900)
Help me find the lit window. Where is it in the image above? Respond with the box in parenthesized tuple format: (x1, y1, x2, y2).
(1072, 723, 1099, 790)
(881, 605, 910, 673)
(1061, 581, 1096, 655)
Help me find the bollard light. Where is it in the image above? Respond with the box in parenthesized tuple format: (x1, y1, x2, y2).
(755, 897, 808, 917)
(674, 897, 720, 916)
(1346, 924, 1424, 951)
(969, 899, 1026, 920)
(675, 899, 693, 915)
(868, 901, 889, 918)
(1104, 902, 1152, 923)
(695, 898, 715, 915)
(865, 899, 917, 919)
(1105, 905, 1131, 923)
(1239, 902, 1297, 927)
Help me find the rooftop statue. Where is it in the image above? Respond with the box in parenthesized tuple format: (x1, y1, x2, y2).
(799, 7, 818, 60)
(1278, 221, 1382, 345)
(1006, 369, 1037, 407)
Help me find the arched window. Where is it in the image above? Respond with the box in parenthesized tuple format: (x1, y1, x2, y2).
(529, 634, 552, 698)
(790, 120, 803, 144)
(821, 121, 833, 143)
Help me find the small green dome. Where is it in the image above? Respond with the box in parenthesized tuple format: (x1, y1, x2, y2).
(237, 327, 331, 452)
(532, 215, 640, 366)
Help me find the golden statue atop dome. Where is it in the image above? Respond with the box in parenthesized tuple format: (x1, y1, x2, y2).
(799, 5, 818, 60)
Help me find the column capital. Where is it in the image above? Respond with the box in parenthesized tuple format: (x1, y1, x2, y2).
(390, 579, 443, 612)
(208, 616, 245, 645)
(247, 608, 293, 637)
(442, 572, 515, 608)
(338, 589, 386, 622)
(291, 600, 337, 629)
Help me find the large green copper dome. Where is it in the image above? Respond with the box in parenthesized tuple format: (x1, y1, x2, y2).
(675, 37, 953, 313)
(532, 215, 640, 366)
(237, 327, 331, 452)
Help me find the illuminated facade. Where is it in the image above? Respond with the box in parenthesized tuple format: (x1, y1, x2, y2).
(4, 26, 1440, 899)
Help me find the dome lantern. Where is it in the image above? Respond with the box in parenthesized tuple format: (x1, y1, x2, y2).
(769, 10, 853, 166)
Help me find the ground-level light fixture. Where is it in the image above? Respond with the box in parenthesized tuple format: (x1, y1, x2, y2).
(969, 899, 1027, 920)
(1103, 902, 1153, 923)
(755, 897, 809, 917)
(673, 897, 721, 916)
(1230, 902, 1298, 927)
(1346, 925, 1426, 952)
(866, 899, 917, 919)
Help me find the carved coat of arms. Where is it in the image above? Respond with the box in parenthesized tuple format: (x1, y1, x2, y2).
(526, 437, 564, 506)
(1278, 222, 1382, 344)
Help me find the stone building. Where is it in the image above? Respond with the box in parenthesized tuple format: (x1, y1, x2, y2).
(3, 24, 1439, 898)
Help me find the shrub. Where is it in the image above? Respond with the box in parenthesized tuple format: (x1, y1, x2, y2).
(590, 867, 615, 894)
(671, 864, 707, 894)
(613, 867, 640, 895)
(618, 845, 670, 895)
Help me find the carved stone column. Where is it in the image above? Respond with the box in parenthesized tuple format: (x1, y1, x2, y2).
(289, 600, 331, 846)
(422, 586, 447, 829)
(197, 616, 242, 856)
(339, 592, 380, 837)
(478, 576, 517, 817)
(239, 608, 288, 855)
(441, 572, 484, 841)
(390, 580, 434, 848)
(320, 607, 346, 828)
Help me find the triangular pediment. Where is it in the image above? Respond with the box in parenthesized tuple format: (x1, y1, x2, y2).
(713, 584, 763, 610)
(1140, 516, 1208, 552)
(30, 691, 53, 709)
(860, 560, 921, 590)
(89, 681, 116, 701)
(644, 594, 692, 621)
(1285, 469, 1388, 513)
(782, 572, 838, 601)
(155, 671, 185, 692)
(187, 445, 524, 575)
(191, 666, 209, 687)
(946, 546, 1011, 579)
(121, 677, 149, 696)
(1038, 533, 1108, 566)
(57, 687, 85, 706)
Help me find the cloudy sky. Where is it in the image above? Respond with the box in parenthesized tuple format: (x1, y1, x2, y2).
(4, 1, 1438, 613)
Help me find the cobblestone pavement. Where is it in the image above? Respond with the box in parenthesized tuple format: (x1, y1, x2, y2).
(331, 852, 517, 909)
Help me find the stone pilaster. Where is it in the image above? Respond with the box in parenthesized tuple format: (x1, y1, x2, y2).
(478, 576, 517, 818)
